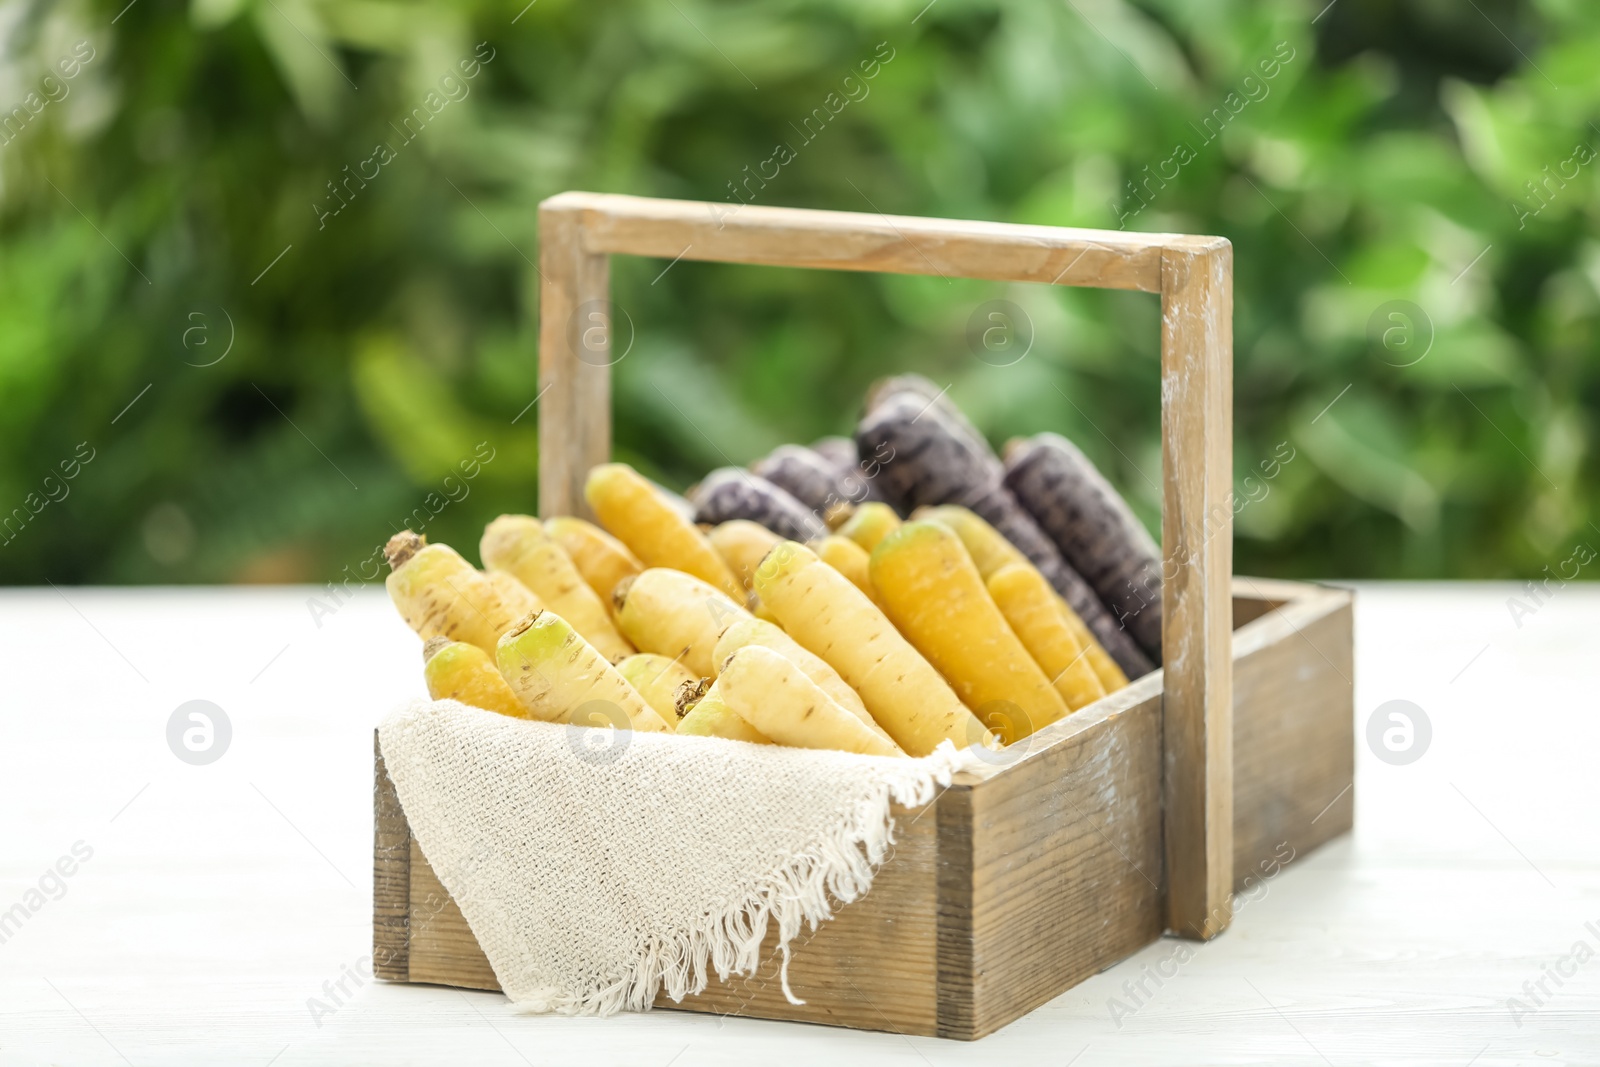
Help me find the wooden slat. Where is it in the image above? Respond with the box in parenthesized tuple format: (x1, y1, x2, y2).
(1158, 239, 1235, 940)
(956, 676, 1168, 1039)
(372, 734, 409, 981)
(537, 201, 612, 520)
(1232, 574, 1330, 604)
(1231, 585, 1355, 883)
(935, 783, 978, 1038)
(408, 838, 500, 991)
(540, 192, 1170, 292)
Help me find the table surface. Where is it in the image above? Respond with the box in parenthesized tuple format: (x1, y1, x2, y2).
(1, 582, 1596, 1066)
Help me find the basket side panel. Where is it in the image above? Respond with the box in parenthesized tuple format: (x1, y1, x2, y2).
(958, 697, 1167, 1039)
(407, 840, 502, 991)
(1232, 590, 1355, 886)
(373, 735, 410, 981)
(935, 785, 976, 1039)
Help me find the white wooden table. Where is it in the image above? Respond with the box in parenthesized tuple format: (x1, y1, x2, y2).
(1, 583, 1596, 1065)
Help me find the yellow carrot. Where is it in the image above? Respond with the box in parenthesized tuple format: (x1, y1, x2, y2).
(836, 501, 901, 553)
(1057, 599, 1130, 692)
(752, 542, 994, 756)
(917, 505, 1128, 692)
(674, 678, 772, 744)
(481, 514, 634, 662)
(708, 520, 783, 591)
(985, 563, 1107, 711)
(484, 569, 544, 624)
(612, 568, 752, 677)
(717, 647, 902, 757)
(869, 522, 1067, 744)
(423, 636, 528, 719)
(384, 531, 529, 654)
(712, 616, 895, 747)
(615, 653, 697, 725)
(495, 610, 669, 731)
(585, 464, 743, 599)
(822, 500, 854, 530)
(812, 534, 879, 606)
(543, 515, 643, 604)
(913, 505, 1023, 577)
(752, 595, 782, 624)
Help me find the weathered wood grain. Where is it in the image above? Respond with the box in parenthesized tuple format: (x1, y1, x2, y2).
(954, 674, 1167, 1039)
(372, 734, 409, 982)
(541, 191, 1170, 292)
(1158, 239, 1235, 940)
(406, 837, 499, 992)
(537, 201, 611, 521)
(935, 782, 978, 1038)
(1231, 583, 1355, 883)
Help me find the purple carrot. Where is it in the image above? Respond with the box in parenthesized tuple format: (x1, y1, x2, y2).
(856, 392, 1154, 678)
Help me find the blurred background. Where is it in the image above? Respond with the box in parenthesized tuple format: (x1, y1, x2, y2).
(1, 0, 1594, 586)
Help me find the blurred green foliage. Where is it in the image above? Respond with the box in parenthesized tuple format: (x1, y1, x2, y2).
(1, 0, 1595, 584)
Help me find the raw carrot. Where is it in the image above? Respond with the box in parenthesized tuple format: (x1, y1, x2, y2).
(984, 564, 1108, 710)
(835, 501, 901, 553)
(543, 515, 643, 604)
(717, 647, 902, 757)
(869, 522, 1067, 744)
(674, 678, 772, 744)
(585, 463, 743, 600)
(1003, 433, 1163, 658)
(484, 569, 544, 623)
(808, 435, 857, 472)
(616, 653, 697, 725)
(752, 541, 995, 756)
(384, 531, 530, 654)
(812, 534, 879, 606)
(708, 520, 783, 591)
(494, 610, 669, 731)
(912, 505, 1023, 577)
(690, 468, 826, 542)
(863, 373, 999, 479)
(1057, 601, 1130, 692)
(422, 636, 528, 719)
(751, 444, 847, 513)
(712, 616, 896, 748)
(481, 514, 634, 662)
(612, 568, 752, 677)
(753, 443, 888, 514)
(914, 504, 1127, 691)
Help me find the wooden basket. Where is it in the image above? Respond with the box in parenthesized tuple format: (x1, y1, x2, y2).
(373, 193, 1354, 1040)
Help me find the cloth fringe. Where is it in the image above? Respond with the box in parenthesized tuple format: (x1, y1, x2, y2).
(506, 742, 966, 1014)
(379, 700, 975, 1016)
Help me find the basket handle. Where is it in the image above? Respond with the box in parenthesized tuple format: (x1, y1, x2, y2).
(535, 193, 1233, 940)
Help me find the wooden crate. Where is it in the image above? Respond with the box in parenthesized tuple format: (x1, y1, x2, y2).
(372, 194, 1355, 1039)
(373, 580, 1352, 1038)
